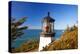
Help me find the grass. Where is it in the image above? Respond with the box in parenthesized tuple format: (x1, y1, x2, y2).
(11, 39, 39, 53)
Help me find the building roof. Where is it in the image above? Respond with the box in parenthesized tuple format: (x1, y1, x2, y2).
(42, 12, 55, 22)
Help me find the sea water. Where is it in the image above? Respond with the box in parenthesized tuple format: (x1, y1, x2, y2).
(11, 29, 63, 48)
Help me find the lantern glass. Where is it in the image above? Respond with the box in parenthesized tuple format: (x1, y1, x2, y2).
(42, 22, 48, 32)
(50, 22, 54, 32)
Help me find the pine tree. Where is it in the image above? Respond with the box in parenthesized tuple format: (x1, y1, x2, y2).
(66, 25, 70, 32)
(11, 17, 28, 41)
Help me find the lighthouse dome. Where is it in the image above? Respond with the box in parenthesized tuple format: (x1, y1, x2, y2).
(42, 12, 55, 22)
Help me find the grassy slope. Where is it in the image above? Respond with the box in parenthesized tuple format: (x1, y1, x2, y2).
(11, 39, 39, 53)
(42, 26, 78, 51)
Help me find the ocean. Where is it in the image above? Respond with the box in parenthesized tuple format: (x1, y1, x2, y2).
(12, 29, 63, 48)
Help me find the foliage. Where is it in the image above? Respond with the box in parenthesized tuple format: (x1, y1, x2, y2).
(11, 17, 28, 41)
(11, 39, 39, 53)
(42, 25, 78, 51)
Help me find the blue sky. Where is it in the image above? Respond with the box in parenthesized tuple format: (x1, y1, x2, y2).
(11, 1, 78, 30)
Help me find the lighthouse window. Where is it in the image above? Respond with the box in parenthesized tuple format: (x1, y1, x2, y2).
(43, 22, 47, 32)
(50, 22, 54, 32)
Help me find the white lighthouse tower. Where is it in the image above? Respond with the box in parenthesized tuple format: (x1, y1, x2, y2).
(39, 12, 55, 51)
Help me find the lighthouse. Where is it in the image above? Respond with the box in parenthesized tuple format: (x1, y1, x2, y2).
(39, 12, 55, 51)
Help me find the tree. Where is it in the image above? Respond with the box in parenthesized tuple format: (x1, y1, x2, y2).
(64, 25, 70, 32)
(11, 17, 28, 41)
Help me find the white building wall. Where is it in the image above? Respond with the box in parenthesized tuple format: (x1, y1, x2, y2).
(39, 36, 51, 51)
